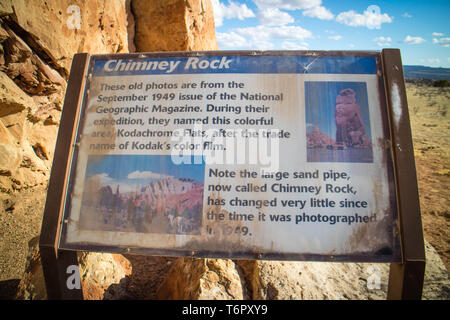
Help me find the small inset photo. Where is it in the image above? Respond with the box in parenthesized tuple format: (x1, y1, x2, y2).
(78, 155, 205, 235)
(305, 81, 373, 163)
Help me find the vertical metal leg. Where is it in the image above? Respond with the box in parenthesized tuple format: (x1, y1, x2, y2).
(387, 261, 426, 300)
(38, 53, 90, 300)
(382, 49, 426, 300)
(40, 246, 83, 299)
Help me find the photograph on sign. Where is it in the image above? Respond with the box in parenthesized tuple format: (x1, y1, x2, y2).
(305, 81, 373, 163)
(79, 154, 204, 235)
(59, 52, 400, 262)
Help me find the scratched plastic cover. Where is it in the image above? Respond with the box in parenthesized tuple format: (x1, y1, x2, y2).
(58, 51, 401, 262)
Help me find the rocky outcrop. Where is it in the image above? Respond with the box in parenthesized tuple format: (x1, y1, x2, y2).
(78, 251, 132, 300)
(82, 177, 204, 234)
(157, 241, 449, 300)
(0, 0, 217, 192)
(15, 236, 132, 300)
(335, 88, 371, 148)
(0, 0, 132, 193)
(306, 125, 335, 148)
(156, 258, 247, 299)
(132, 0, 218, 52)
(14, 237, 47, 300)
(1, 0, 132, 76)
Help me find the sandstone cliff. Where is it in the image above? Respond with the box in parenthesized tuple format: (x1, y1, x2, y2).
(132, 0, 217, 52)
(0, 0, 132, 193)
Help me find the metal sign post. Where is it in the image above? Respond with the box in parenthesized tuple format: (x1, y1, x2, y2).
(39, 53, 89, 299)
(382, 49, 425, 299)
(39, 50, 424, 300)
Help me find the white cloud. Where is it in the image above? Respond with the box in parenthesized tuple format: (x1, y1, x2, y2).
(427, 58, 441, 65)
(235, 25, 313, 41)
(217, 31, 273, 50)
(218, 25, 312, 50)
(432, 37, 450, 47)
(85, 173, 136, 193)
(432, 32, 444, 37)
(251, 39, 276, 50)
(211, 0, 255, 27)
(88, 173, 115, 185)
(217, 31, 275, 50)
(216, 32, 248, 48)
(254, 0, 333, 21)
(373, 36, 392, 47)
(281, 41, 309, 50)
(127, 170, 172, 180)
(303, 5, 334, 20)
(254, 0, 321, 10)
(349, 43, 355, 48)
(336, 5, 393, 29)
(402, 12, 412, 18)
(328, 35, 342, 40)
(403, 35, 426, 44)
(257, 8, 294, 26)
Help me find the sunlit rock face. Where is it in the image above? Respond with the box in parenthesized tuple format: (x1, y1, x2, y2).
(132, 0, 218, 52)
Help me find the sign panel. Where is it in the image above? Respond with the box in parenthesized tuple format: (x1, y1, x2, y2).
(59, 51, 400, 262)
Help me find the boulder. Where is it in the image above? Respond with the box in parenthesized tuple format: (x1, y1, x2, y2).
(335, 88, 370, 148)
(0, 70, 36, 118)
(132, 0, 218, 52)
(156, 241, 449, 300)
(15, 237, 47, 300)
(15, 236, 132, 300)
(78, 251, 132, 300)
(156, 258, 246, 299)
(422, 241, 450, 299)
(0, 119, 20, 174)
(306, 124, 335, 148)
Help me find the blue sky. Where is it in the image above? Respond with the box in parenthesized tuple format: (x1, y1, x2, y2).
(212, 0, 450, 67)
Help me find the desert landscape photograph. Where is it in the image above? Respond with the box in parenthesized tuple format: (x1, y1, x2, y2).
(75, 154, 204, 235)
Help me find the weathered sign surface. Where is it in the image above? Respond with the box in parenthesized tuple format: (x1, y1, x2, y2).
(58, 51, 400, 262)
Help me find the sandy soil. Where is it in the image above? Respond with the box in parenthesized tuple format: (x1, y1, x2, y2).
(0, 82, 448, 299)
(406, 83, 450, 271)
(0, 187, 47, 298)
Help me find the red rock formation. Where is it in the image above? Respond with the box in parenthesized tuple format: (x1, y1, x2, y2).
(334, 88, 371, 148)
(306, 125, 335, 148)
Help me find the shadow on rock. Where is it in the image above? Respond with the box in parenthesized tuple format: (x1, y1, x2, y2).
(0, 279, 20, 299)
(103, 255, 176, 300)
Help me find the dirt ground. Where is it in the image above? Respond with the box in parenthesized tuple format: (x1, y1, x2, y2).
(0, 82, 448, 299)
(406, 82, 450, 272)
(0, 187, 47, 299)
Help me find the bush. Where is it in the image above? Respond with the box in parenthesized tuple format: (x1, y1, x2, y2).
(433, 79, 450, 87)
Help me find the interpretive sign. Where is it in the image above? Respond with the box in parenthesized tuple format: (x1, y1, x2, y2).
(53, 51, 403, 262)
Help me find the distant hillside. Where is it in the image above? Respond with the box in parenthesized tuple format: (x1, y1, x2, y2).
(403, 65, 450, 80)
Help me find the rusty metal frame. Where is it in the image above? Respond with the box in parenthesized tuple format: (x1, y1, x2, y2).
(381, 49, 426, 300)
(39, 50, 425, 300)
